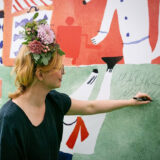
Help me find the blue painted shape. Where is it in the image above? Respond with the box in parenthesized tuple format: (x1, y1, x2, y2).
(126, 32, 130, 37)
(14, 44, 22, 56)
(123, 35, 149, 45)
(0, 41, 3, 49)
(15, 14, 48, 28)
(125, 16, 128, 20)
(0, 57, 2, 64)
(0, 24, 3, 31)
(98, 31, 108, 34)
(13, 34, 23, 41)
(58, 151, 73, 160)
(15, 18, 32, 28)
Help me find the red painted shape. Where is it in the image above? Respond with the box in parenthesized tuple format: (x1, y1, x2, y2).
(57, 17, 82, 64)
(30, 0, 37, 6)
(66, 117, 89, 149)
(15, 0, 24, 10)
(24, 0, 31, 7)
(39, 0, 48, 6)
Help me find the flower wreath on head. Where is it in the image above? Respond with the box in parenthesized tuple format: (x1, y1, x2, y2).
(22, 12, 65, 66)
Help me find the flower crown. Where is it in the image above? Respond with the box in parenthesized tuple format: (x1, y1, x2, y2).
(22, 12, 65, 66)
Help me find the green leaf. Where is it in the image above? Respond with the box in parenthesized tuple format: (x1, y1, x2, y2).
(19, 30, 25, 35)
(38, 19, 47, 25)
(46, 54, 52, 60)
(22, 41, 28, 45)
(25, 22, 32, 28)
(42, 57, 49, 65)
(32, 54, 40, 61)
(33, 12, 39, 20)
(57, 49, 65, 56)
(41, 53, 46, 59)
(26, 36, 32, 41)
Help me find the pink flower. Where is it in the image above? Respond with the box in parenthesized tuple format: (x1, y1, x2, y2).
(28, 40, 43, 54)
(37, 24, 55, 44)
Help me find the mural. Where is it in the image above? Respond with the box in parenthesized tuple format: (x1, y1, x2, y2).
(91, 0, 160, 64)
(0, 0, 160, 160)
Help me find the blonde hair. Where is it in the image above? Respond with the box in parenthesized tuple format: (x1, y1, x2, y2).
(9, 45, 62, 99)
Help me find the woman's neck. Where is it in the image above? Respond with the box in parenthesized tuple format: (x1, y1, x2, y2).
(14, 81, 50, 108)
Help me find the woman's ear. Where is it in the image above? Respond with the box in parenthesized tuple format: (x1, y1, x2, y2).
(35, 68, 44, 81)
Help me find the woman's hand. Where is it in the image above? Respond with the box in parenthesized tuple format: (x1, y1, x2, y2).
(129, 92, 152, 106)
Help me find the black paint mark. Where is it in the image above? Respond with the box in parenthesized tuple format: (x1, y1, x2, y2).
(93, 68, 98, 73)
(102, 56, 123, 71)
(87, 75, 97, 85)
(0, 11, 4, 18)
(63, 119, 77, 126)
(27, 6, 39, 13)
(83, 0, 87, 5)
(90, 76, 97, 85)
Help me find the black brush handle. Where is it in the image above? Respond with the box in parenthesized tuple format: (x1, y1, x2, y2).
(133, 97, 152, 102)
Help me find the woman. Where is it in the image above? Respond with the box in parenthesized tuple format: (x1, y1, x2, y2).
(0, 13, 151, 160)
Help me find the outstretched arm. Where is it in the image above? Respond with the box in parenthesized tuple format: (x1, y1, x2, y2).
(66, 92, 152, 115)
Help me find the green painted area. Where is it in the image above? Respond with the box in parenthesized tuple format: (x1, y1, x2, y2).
(0, 66, 15, 106)
(73, 64, 160, 160)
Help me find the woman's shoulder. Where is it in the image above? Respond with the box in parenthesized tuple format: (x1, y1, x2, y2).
(47, 90, 70, 100)
(0, 100, 16, 118)
(47, 90, 71, 114)
(0, 100, 24, 125)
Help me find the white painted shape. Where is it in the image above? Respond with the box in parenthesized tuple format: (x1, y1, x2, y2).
(71, 72, 98, 100)
(123, 39, 152, 64)
(61, 71, 113, 154)
(0, 0, 4, 10)
(97, 71, 112, 100)
(60, 71, 98, 154)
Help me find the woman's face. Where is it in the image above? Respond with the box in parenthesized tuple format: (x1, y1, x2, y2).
(42, 64, 65, 90)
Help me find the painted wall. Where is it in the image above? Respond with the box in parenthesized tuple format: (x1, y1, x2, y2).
(0, 0, 160, 159)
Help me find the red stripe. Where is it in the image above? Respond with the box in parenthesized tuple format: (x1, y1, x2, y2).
(24, 0, 31, 7)
(30, 0, 37, 6)
(13, 4, 19, 12)
(39, 0, 48, 6)
(66, 117, 89, 149)
(15, 0, 24, 10)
